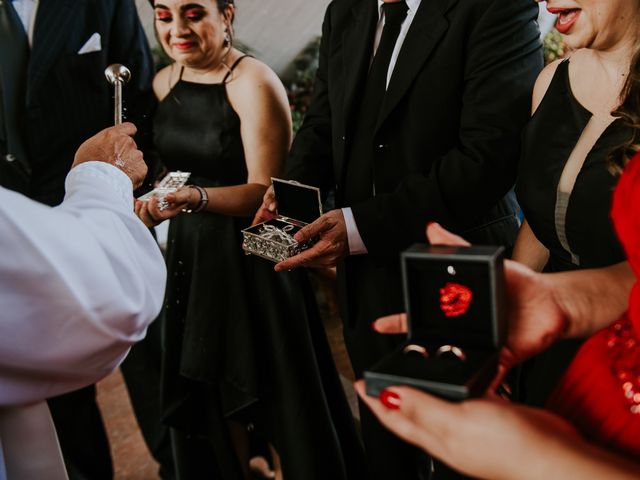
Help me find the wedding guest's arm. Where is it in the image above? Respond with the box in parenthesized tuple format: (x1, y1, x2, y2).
(355, 382, 640, 480)
(511, 220, 549, 271)
(137, 59, 291, 225)
(375, 223, 634, 384)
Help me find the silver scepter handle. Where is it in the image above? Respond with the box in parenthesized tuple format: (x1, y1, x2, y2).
(104, 64, 131, 125)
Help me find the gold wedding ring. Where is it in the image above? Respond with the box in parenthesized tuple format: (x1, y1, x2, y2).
(435, 344, 467, 362)
(402, 344, 429, 358)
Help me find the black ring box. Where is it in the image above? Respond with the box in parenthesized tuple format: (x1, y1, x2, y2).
(364, 244, 507, 401)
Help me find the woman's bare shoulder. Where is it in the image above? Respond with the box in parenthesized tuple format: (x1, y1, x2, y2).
(228, 56, 283, 90)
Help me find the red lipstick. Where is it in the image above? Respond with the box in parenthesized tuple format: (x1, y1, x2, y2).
(173, 41, 196, 51)
(547, 7, 581, 35)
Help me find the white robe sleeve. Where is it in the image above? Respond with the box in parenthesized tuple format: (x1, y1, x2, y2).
(0, 161, 166, 405)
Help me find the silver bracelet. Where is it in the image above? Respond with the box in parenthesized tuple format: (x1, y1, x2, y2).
(183, 185, 209, 213)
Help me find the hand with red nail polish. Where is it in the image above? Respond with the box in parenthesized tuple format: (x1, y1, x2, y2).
(354, 380, 637, 480)
(379, 389, 401, 410)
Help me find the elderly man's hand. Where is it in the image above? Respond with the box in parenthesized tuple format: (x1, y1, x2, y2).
(274, 209, 349, 271)
(73, 123, 147, 189)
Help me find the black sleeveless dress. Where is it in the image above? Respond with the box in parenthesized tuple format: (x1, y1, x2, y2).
(153, 59, 364, 479)
(515, 59, 629, 405)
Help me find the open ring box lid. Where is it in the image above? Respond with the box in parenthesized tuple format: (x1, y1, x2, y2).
(242, 178, 322, 262)
(364, 244, 507, 401)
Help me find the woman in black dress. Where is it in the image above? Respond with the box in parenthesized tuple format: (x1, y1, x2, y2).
(135, 1, 363, 479)
(513, 0, 639, 405)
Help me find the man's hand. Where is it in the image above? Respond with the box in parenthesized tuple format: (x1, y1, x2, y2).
(252, 185, 278, 226)
(274, 209, 349, 271)
(73, 123, 147, 189)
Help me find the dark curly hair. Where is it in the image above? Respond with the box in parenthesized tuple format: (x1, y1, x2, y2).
(610, 43, 640, 173)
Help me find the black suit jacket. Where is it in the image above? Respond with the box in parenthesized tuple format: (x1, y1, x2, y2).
(287, 0, 542, 376)
(0, 0, 155, 205)
(286, 3, 543, 478)
(288, 0, 542, 256)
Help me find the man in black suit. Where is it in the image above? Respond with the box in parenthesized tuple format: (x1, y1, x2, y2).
(257, 0, 543, 478)
(0, 0, 172, 478)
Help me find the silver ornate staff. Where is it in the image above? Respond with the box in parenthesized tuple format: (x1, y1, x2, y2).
(104, 64, 131, 125)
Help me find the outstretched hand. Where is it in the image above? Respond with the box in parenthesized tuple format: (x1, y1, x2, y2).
(134, 188, 199, 228)
(372, 222, 569, 390)
(354, 380, 581, 480)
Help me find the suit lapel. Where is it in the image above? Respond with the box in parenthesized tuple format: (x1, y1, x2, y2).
(341, 0, 378, 128)
(27, 0, 76, 104)
(375, 0, 458, 132)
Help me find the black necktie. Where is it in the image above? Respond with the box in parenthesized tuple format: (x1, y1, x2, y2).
(344, 1, 408, 204)
(0, 0, 32, 191)
(362, 1, 408, 130)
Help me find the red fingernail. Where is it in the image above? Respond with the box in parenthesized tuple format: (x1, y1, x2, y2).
(380, 389, 401, 410)
(426, 221, 438, 228)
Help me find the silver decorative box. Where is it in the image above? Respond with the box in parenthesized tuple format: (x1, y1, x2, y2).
(242, 178, 322, 262)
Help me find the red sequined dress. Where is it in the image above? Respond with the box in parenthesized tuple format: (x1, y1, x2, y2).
(547, 152, 640, 458)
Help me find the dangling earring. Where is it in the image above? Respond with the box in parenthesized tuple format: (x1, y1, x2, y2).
(223, 29, 231, 48)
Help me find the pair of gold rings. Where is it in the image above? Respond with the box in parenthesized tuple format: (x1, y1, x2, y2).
(402, 344, 467, 362)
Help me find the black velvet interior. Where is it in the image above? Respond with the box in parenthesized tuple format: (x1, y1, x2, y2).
(272, 178, 322, 224)
(402, 245, 506, 349)
(364, 245, 506, 400)
(365, 343, 499, 401)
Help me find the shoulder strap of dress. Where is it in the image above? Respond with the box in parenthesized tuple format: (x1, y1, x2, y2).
(222, 55, 252, 83)
(544, 58, 570, 99)
(558, 57, 570, 77)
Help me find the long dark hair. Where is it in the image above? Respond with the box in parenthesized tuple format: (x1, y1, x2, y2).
(610, 44, 640, 172)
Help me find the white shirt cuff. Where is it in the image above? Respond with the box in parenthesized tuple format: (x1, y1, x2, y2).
(65, 161, 134, 208)
(342, 207, 368, 255)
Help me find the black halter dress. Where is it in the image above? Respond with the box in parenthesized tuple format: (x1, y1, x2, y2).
(153, 58, 364, 479)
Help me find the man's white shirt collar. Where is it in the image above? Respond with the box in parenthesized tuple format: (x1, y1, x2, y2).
(377, 0, 422, 19)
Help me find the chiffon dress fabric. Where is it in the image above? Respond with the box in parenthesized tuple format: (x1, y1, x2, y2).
(152, 59, 363, 479)
(547, 151, 640, 458)
(515, 59, 630, 405)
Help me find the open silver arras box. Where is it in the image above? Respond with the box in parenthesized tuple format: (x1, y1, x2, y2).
(241, 178, 322, 262)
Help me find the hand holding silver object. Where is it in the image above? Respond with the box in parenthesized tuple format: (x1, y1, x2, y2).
(104, 64, 131, 125)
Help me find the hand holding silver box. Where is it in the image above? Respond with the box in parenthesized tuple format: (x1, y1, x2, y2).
(242, 178, 322, 262)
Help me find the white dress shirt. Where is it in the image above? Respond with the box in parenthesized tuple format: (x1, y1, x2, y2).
(342, 0, 422, 255)
(10, 0, 37, 45)
(0, 161, 166, 479)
